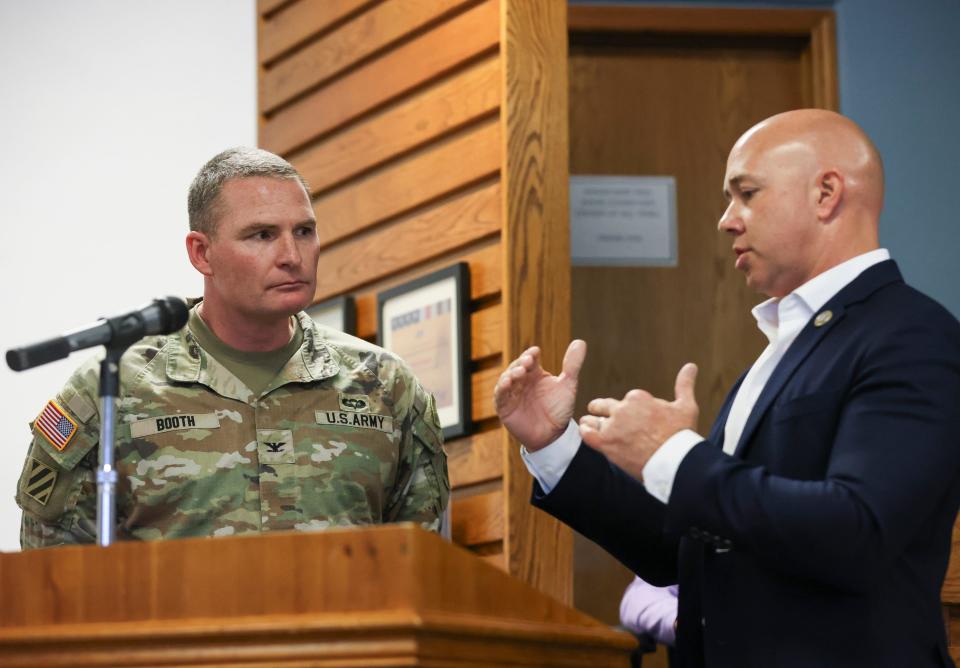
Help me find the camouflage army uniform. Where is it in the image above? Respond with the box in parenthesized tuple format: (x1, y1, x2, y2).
(17, 311, 449, 548)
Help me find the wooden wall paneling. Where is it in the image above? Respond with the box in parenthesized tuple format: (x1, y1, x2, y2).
(500, 0, 573, 603)
(471, 301, 502, 361)
(348, 240, 502, 337)
(259, 0, 378, 66)
(262, 0, 477, 114)
(567, 5, 838, 115)
(258, 0, 293, 18)
(479, 550, 506, 569)
(313, 181, 501, 301)
(949, 606, 960, 664)
(261, 0, 499, 155)
(313, 118, 501, 248)
(291, 55, 501, 195)
(445, 427, 503, 488)
(471, 366, 500, 423)
(452, 490, 504, 547)
(943, 521, 960, 603)
(807, 13, 839, 110)
(567, 5, 833, 34)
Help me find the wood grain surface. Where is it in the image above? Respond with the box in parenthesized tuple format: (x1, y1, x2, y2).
(500, 0, 573, 605)
(259, 0, 377, 66)
(292, 55, 500, 196)
(0, 526, 634, 666)
(261, 0, 498, 155)
(261, 0, 475, 114)
(312, 119, 500, 249)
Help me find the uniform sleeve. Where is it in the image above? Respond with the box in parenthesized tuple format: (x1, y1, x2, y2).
(385, 381, 450, 532)
(16, 361, 101, 549)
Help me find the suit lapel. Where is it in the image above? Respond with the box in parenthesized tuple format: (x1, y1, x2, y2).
(731, 260, 904, 459)
(732, 306, 846, 457)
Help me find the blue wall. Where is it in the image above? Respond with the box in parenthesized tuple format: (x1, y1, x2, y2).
(572, 0, 960, 318)
(836, 0, 960, 318)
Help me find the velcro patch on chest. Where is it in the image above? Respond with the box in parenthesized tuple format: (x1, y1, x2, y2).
(258, 428, 295, 464)
(315, 411, 394, 433)
(338, 393, 371, 412)
(130, 413, 220, 438)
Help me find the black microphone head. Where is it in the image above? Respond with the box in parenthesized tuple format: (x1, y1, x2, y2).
(158, 296, 190, 333)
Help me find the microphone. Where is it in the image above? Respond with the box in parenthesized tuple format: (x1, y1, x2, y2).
(6, 296, 189, 372)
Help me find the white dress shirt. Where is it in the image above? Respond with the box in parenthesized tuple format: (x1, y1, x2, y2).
(522, 249, 891, 501)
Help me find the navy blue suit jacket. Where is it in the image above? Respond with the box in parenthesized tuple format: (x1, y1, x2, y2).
(533, 261, 960, 667)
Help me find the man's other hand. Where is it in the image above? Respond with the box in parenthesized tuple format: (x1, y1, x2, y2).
(494, 340, 587, 451)
(579, 363, 699, 480)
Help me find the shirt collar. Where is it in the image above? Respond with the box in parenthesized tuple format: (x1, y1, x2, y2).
(751, 248, 891, 339)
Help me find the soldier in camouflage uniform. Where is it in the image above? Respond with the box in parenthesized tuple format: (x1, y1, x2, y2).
(17, 147, 449, 548)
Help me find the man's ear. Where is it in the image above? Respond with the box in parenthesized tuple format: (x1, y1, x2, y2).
(815, 169, 844, 221)
(186, 231, 214, 277)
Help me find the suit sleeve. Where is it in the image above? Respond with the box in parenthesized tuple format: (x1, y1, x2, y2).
(666, 316, 960, 592)
(532, 443, 680, 585)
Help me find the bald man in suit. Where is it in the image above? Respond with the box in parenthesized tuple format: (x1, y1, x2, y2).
(495, 110, 960, 667)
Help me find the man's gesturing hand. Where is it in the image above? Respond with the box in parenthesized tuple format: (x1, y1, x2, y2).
(494, 340, 587, 451)
(579, 363, 699, 480)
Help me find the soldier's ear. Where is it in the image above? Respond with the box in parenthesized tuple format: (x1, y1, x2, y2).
(186, 231, 214, 277)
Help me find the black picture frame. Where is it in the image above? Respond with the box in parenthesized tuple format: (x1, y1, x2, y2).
(306, 295, 356, 336)
(377, 263, 471, 440)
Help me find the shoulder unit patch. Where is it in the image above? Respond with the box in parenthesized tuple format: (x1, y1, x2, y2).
(23, 457, 58, 506)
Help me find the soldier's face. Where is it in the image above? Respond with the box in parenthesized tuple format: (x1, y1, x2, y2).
(204, 177, 320, 321)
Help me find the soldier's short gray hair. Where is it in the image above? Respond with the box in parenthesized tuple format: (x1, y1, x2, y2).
(187, 147, 310, 236)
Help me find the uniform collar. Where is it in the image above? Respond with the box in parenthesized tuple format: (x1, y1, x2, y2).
(165, 308, 340, 400)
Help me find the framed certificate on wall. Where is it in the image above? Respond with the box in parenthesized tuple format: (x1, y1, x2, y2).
(306, 295, 356, 335)
(377, 263, 471, 440)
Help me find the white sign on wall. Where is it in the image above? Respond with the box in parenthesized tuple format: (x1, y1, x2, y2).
(570, 175, 678, 266)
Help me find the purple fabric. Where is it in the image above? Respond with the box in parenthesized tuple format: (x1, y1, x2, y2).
(619, 576, 679, 647)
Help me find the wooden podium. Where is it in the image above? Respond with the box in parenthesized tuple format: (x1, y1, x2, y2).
(0, 524, 634, 667)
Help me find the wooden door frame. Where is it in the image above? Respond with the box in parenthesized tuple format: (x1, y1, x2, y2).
(567, 5, 839, 111)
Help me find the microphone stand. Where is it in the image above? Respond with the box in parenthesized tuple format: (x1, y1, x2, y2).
(96, 346, 126, 546)
(94, 324, 145, 547)
(6, 297, 189, 547)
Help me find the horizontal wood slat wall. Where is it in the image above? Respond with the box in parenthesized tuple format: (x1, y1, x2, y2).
(258, 0, 571, 602)
(261, 0, 477, 114)
(261, 0, 499, 155)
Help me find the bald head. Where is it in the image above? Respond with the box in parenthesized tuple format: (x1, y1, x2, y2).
(734, 109, 885, 221)
(719, 110, 886, 298)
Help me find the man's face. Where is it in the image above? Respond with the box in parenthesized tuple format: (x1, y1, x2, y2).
(718, 135, 822, 299)
(203, 176, 320, 321)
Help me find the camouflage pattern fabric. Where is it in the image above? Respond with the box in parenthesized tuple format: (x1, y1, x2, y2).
(17, 311, 449, 548)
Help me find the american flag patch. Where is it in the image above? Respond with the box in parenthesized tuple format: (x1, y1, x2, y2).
(35, 400, 79, 451)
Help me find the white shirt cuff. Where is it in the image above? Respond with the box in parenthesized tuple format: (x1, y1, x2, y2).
(642, 429, 704, 503)
(520, 419, 581, 494)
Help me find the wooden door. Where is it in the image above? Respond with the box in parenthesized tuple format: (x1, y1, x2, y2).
(565, 8, 838, 661)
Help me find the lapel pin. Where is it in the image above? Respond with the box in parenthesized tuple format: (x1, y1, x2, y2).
(814, 310, 833, 327)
